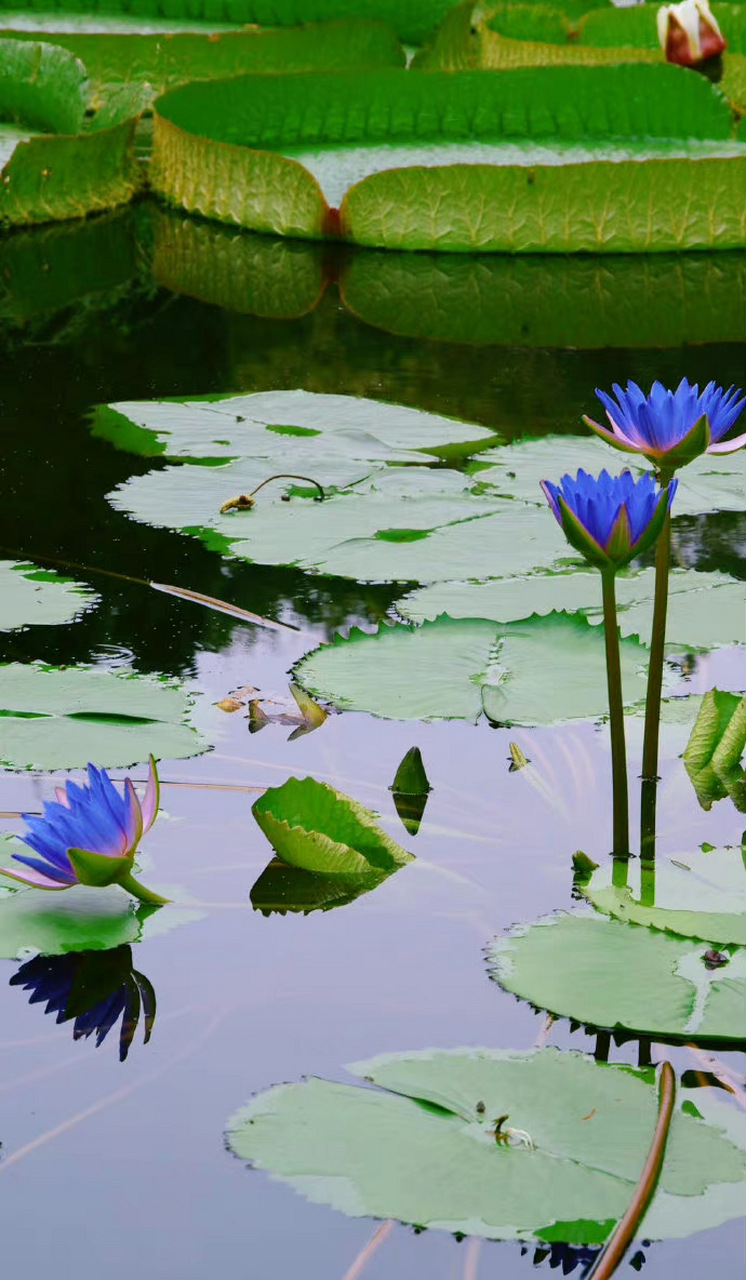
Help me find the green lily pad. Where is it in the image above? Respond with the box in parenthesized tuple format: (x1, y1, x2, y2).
(93, 388, 501, 463)
(0, 835, 199, 957)
(581, 848, 746, 945)
(0, 39, 140, 227)
(252, 775, 413, 875)
(250, 857, 390, 915)
(399, 568, 745, 653)
(474, 434, 746, 518)
(488, 912, 746, 1043)
(227, 1046, 746, 1243)
(0, 662, 205, 770)
(150, 64, 745, 251)
(0, 560, 99, 630)
(684, 690, 746, 812)
(294, 612, 650, 725)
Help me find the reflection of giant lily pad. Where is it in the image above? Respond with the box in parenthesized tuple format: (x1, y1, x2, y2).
(0, 561, 99, 631)
(150, 64, 745, 251)
(581, 848, 746, 946)
(0, 663, 205, 770)
(488, 912, 746, 1043)
(399, 568, 745, 653)
(294, 613, 649, 724)
(252, 776, 413, 875)
(0, 39, 140, 226)
(227, 1046, 745, 1243)
(93, 389, 501, 463)
(0, 836, 198, 957)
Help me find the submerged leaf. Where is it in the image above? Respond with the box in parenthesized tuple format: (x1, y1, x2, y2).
(227, 1046, 745, 1244)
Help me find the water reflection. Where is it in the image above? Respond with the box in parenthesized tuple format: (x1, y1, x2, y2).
(10, 944, 156, 1062)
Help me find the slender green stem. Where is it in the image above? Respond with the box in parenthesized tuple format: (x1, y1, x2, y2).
(640, 507, 671, 860)
(601, 570, 629, 859)
(118, 871, 170, 906)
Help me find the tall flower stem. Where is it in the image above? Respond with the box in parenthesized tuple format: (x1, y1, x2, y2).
(601, 570, 629, 859)
(640, 503, 672, 861)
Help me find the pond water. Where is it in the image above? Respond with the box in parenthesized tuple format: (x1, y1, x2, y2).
(0, 209, 744, 1280)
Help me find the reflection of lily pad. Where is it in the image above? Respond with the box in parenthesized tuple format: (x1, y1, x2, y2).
(294, 612, 649, 725)
(250, 857, 389, 916)
(0, 663, 205, 770)
(252, 776, 413, 875)
(488, 912, 746, 1043)
(227, 1046, 745, 1243)
(399, 568, 745, 653)
(581, 848, 746, 946)
(0, 836, 198, 957)
(0, 561, 99, 631)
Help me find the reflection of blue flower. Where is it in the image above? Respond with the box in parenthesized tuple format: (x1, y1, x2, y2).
(541, 470, 677, 571)
(585, 379, 746, 469)
(0, 758, 166, 904)
(10, 946, 155, 1062)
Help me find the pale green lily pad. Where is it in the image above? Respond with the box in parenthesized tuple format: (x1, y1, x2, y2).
(399, 568, 745, 652)
(0, 662, 205, 770)
(488, 912, 746, 1043)
(0, 834, 199, 957)
(0, 560, 99, 630)
(252, 775, 413, 875)
(109, 462, 570, 584)
(294, 612, 649, 725)
(93, 389, 500, 463)
(475, 434, 746, 518)
(581, 848, 746, 945)
(227, 1046, 745, 1244)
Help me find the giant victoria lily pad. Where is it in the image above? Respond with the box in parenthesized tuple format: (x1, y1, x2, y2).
(0, 662, 205, 770)
(150, 63, 746, 252)
(0, 39, 140, 226)
(488, 912, 746, 1043)
(227, 1046, 746, 1244)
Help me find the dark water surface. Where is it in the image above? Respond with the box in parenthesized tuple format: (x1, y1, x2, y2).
(0, 210, 744, 1280)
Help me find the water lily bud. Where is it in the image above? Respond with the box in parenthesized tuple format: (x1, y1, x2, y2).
(657, 0, 726, 66)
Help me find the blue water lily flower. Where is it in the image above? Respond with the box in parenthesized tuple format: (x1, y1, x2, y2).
(0, 757, 167, 904)
(584, 378, 746, 470)
(541, 469, 678, 571)
(10, 946, 156, 1062)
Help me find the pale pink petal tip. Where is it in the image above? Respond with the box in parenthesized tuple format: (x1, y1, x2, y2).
(140, 756, 160, 834)
(122, 777, 144, 854)
(707, 431, 746, 455)
(54, 786, 71, 808)
(0, 866, 69, 891)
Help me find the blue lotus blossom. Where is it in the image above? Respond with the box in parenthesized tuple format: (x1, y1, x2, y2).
(541, 469, 677, 571)
(10, 946, 156, 1062)
(0, 757, 166, 904)
(584, 379, 746, 470)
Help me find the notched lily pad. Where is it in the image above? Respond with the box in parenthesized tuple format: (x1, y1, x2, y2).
(227, 1046, 745, 1244)
(488, 911, 746, 1044)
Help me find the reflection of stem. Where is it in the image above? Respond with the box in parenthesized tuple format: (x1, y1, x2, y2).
(640, 510, 671, 859)
(601, 571, 629, 859)
(594, 1031, 611, 1063)
(118, 871, 170, 906)
(588, 1062, 675, 1280)
(341, 1220, 395, 1280)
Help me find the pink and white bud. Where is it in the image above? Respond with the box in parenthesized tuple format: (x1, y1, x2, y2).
(657, 0, 726, 66)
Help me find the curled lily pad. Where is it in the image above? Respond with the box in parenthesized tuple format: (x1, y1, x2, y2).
(252, 775, 414, 875)
(684, 690, 746, 811)
(580, 848, 746, 946)
(0, 662, 205, 770)
(0, 560, 98, 630)
(488, 911, 746, 1044)
(227, 1046, 745, 1244)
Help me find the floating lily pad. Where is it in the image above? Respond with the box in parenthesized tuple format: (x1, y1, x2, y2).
(252, 776, 413, 875)
(0, 662, 205, 770)
(294, 612, 650, 725)
(150, 64, 745, 251)
(488, 912, 746, 1043)
(0, 39, 140, 227)
(581, 848, 746, 945)
(227, 1046, 746, 1243)
(250, 857, 389, 915)
(0, 560, 99, 630)
(0, 835, 198, 957)
(399, 568, 745, 653)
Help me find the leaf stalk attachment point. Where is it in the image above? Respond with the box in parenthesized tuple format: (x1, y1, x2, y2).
(220, 474, 325, 514)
